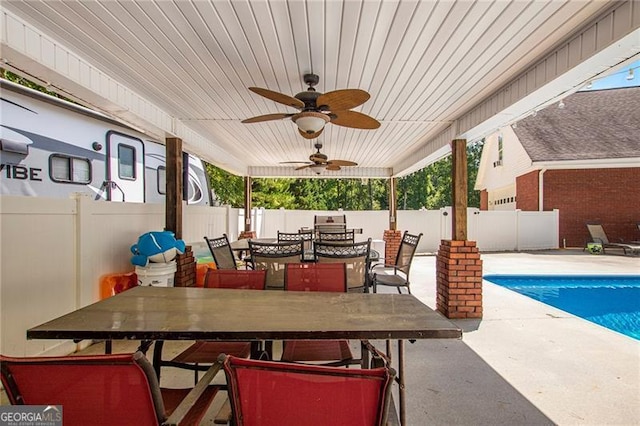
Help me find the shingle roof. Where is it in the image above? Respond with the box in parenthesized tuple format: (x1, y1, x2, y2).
(512, 86, 640, 162)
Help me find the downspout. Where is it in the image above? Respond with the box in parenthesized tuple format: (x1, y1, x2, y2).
(538, 168, 546, 211)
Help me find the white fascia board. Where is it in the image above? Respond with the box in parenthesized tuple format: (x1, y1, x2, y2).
(533, 158, 640, 170)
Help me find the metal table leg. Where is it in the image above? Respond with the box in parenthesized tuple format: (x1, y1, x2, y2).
(398, 339, 405, 425)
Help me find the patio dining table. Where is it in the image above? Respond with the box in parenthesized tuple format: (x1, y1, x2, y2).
(27, 286, 462, 425)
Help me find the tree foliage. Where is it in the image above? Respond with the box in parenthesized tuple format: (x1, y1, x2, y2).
(396, 140, 484, 209)
(206, 140, 483, 210)
(1, 69, 71, 100)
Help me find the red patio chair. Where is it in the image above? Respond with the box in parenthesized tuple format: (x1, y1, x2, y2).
(153, 269, 267, 384)
(203, 268, 267, 290)
(0, 351, 221, 426)
(281, 263, 357, 366)
(221, 354, 394, 426)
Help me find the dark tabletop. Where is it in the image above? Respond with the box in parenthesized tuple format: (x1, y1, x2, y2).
(27, 286, 462, 342)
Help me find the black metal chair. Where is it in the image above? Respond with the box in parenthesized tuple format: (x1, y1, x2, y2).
(370, 231, 422, 294)
(317, 229, 355, 243)
(204, 234, 237, 269)
(314, 239, 371, 293)
(249, 240, 303, 290)
(278, 230, 314, 261)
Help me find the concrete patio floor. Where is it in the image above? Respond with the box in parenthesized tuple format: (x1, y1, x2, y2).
(403, 249, 639, 425)
(9, 249, 637, 425)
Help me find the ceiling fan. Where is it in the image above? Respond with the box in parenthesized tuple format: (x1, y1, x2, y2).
(281, 142, 357, 174)
(242, 73, 380, 139)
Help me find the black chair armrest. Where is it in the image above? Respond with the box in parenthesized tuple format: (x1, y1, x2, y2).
(370, 262, 395, 273)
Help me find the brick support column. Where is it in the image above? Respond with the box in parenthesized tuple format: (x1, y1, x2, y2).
(238, 230, 256, 239)
(174, 245, 196, 287)
(383, 229, 402, 265)
(436, 240, 483, 319)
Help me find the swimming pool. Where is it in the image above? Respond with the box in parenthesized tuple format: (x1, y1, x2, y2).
(483, 275, 640, 340)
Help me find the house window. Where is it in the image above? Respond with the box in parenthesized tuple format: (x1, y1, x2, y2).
(50, 154, 91, 184)
(118, 144, 136, 180)
(157, 166, 166, 195)
(498, 135, 503, 162)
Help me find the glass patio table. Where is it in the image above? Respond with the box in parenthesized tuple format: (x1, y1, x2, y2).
(27, 285, 462, 425)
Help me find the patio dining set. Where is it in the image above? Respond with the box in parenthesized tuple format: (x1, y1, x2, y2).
(1, 215, 460, 426)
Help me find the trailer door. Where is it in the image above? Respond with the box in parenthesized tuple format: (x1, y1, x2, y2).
(106, 131, 145, 202)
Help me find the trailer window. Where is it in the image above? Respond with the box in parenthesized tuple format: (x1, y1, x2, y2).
(50, 155, 91, 184)
(118, 144, 136, 180)
(157, 166, 166, 195)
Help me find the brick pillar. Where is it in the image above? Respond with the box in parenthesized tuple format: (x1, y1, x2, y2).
(383, 230, 402, 265)
(238, 230, 256, 239)
(174, 245, 196, 287)
(436, 240, 483, 319)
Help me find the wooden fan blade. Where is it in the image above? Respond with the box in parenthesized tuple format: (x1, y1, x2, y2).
(294, 164, 314, 171)
(298, 128, 324, 139)
(280, 161, 312, 165)
(330, 110, 380, 129)
(328, 159, 357, 167)
(317, 89, 370, 111)
(326, 164, 342, 171)
(249, 87, 304, 109)
(242, 113, 293, 123)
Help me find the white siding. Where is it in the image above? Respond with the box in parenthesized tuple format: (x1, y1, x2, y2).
(475, 126, 535, 210)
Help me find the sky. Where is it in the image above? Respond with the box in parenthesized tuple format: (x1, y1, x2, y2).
(580, 59, 640, 91)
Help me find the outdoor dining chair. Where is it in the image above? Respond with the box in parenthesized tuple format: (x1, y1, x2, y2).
(314, 239, 371, 293)
(152, 269, 267, 384)
(0, 351, 222, 426)
(281, 263, 356, 366)
(370, 231, 422, 294)
(249, 240, 303, 290)
(278, 230, 314, 261)
(221, 354, 395, 426)
(317, 229, 356, 243)
(204, 234, 237, 269)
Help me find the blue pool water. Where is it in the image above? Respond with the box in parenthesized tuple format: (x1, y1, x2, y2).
(483, 275, 640, 340)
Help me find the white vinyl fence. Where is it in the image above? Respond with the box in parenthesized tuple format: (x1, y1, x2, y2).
(0, 195, 558, 357)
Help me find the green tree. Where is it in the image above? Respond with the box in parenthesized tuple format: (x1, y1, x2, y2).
(396, 140, 484, 210)
(253, 178, 296, 209)
(1, 68, 70, 100)
(205, 163, 244, 207)
(203, 141, 483, 210)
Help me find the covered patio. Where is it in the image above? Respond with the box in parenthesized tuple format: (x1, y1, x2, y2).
(1, 2, 639, 423)
(70, 250, 640, 425)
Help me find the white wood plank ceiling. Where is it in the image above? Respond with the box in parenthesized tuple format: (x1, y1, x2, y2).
(2, 1, 639, 178)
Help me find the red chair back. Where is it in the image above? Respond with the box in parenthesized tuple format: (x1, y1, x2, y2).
(204, 268, 267, 290)
(285, 263, 347, 292)
(0, 352, 164, 426)
(222, 355, 394, 426)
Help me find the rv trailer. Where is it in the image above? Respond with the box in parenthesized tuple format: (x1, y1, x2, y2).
(0, 79, 211, 205)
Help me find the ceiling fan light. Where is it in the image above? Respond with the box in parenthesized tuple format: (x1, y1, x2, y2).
(309, 163, 325, 175)
(292, 112, 329, 134)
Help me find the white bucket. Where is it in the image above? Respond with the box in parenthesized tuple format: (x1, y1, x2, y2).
(135, 261, 177, 287)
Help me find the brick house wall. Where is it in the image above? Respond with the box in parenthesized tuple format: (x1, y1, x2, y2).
(515, 170, 539, 211)
(479, 190, 488, 210)
(515, 168, 640, 247)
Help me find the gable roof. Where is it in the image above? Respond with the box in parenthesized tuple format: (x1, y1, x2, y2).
(513, 86, 640, 162)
